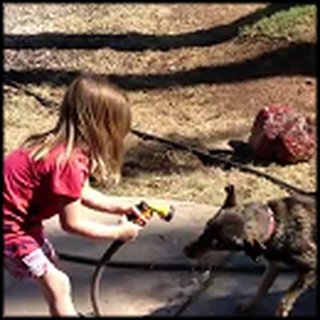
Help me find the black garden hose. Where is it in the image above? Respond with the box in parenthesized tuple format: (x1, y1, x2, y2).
(6, 80, 315, 197)
(60, 247, 294, 317)
(58, 251, 295, 274)
(131, 129, 315, 197)
(8, 80, 315, 315)
(90, 239, 126, 316)
(89, 244, 233, 317)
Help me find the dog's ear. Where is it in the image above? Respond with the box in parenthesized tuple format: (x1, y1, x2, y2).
(222, 184, 237, 208)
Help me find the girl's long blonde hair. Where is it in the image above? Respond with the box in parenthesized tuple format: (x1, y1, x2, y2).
(22, 73, 131, 184)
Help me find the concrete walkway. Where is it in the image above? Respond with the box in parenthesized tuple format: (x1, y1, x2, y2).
(3, 197, 316, 317)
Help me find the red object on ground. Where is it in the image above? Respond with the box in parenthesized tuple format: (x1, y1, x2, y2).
(249, 105, 316, 164)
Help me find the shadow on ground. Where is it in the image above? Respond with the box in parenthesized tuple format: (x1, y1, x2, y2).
(149, 288, 317, 317)
(4, 42, 316, 90)
(3, 4, 297, 51)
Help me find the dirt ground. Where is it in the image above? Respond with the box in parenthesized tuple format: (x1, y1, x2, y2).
(3, 3, 316, 206)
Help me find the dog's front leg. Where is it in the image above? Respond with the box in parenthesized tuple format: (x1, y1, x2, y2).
(236, 262, 279, 314)
(275, 270, 316, 317)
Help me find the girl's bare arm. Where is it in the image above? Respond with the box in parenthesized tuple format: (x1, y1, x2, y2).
(58, 197, 141, 241)
(80, 180, 148, 224)
(81, 180, 133, 214)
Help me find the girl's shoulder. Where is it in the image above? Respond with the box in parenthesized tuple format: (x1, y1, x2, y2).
(5, 144, 89, 175)
(49, 144, 89, 168)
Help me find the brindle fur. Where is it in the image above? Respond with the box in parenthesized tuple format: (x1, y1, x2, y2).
(184, 185, 316, 317)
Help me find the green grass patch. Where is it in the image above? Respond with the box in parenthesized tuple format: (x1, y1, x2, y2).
(239, 4, 316, 42)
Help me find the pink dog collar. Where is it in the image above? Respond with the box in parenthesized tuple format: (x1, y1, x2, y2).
(266, 206, 276, 239)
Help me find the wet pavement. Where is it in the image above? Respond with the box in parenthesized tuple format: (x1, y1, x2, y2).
(3, 197, 317, 317)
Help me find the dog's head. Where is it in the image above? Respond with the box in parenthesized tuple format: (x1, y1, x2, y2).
(184, 184, 245, 259)
(184, 185, 270, 260)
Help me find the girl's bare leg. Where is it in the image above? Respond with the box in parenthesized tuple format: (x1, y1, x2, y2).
(36, 265, 78, 316)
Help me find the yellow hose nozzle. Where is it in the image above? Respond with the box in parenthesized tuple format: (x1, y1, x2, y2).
(134, 201, 174, 223)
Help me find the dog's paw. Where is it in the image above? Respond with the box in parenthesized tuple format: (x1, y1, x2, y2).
(235, 299, 257, 314)
(275, 302, 291, 317)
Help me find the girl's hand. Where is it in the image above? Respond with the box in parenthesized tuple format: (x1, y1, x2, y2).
(117, 215, 143, 242)
(123, 205, 149, 226)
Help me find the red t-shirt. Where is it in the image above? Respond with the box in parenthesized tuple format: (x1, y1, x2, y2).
(3, 144, 89, 252)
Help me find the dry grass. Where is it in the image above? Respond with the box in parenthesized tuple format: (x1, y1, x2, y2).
(3, 3, 316, 206)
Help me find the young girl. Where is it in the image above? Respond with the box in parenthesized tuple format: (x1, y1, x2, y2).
(3, 73, 148, 316)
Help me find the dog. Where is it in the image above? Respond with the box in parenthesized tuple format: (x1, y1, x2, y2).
(184, 184, 316, 317)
